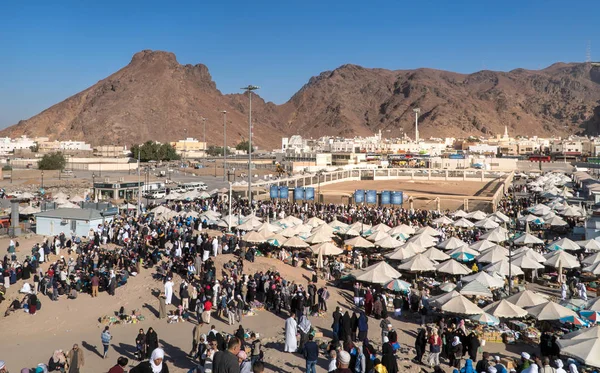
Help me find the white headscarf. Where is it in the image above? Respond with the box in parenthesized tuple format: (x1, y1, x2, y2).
(150, 348, 165, 373)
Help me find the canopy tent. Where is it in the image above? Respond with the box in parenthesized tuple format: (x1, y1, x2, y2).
(544, 250, 580, 269)
(483, 259, 525, 277)
(465, 210, 488, 220)
(437, 237, 468, 251)
(482, 299, 528, 318)
(435, 259, 472, 275)
(577, 239, 600, 252)
(432, 216, 454, 225)
(310, 242, 344, 256)
(527, 301, 579, 320)
(505, 290, 548, 308)
(557, 337, 600, 368)
(282, 236, 309, 248)
(397, 254, 437, 272)
(439, 294, 484, 315)
(422, 247, 451, 261)
(547, 237, 581, 252)
(415, 226, 440, 236)
(476, 247, 508, 264)
(344, 236, 375, 248)
(460, 280, 493, 297)
(469, 240, 499, 252)
(353, 261, 402, 284)
(388, 224, 415, 236)
(448, 246, 479, 262)
(374, 236, 404, 249)
(242, 231, 266, 244)
(407, 234, 437, 248)
(462, 271, 504, 288)
(469, 312, 500, 326)
(512, 233, 544, 245)
(453, 218, 475, 228)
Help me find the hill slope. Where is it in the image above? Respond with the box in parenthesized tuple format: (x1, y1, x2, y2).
(3, 50, 600, 149)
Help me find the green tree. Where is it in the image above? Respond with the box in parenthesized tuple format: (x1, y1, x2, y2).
(236, 140, 254, 153)
(131, 141, 181, 162)
(38, 152, 67, 170)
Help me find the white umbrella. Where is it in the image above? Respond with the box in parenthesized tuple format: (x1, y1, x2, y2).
(548, 238, 580, 252)
(345, 236, 375, 248)
(438, 237, 468, 250)
(371, 223, 392, 233)
(366, 230, 391, 242)
(432, 216, 454, 225)
(462, 271, 504, 288)
(453, 218, 475, 228)
(474, 218, 500, 229)
(476, 247, 508, 264)
(374, 236, 404, 249)
(310, 242, 344, 256)
(505, 290, 548, 308)
(483, 299, 528, 318)
(397, 254, 436, 272)
(282, 236, 309, 248)
(415, 226, 440, 236)
(388, 224, 415, 236)
(407, 234, 437, 248)
(422, 247, 451, 261)
(512, 233, 544, 245)
(354, 261, 402, 284)
(483, 259, 525, 277)
(435, 259, 472, 275)
(577, 239, 600, 252)
(527, 301, 579, 320)
(469, 240, 499, 252)
(242, 231, 266, 244)
(557, 338, 600, 368)
(460, 280, 493, 297)
(466, 210, 488, 220)
(584, 252, 600, 265)
(544, 251, 580, 269)
(440, 294, 484, 315)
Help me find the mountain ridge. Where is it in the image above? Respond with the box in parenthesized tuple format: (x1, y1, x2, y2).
(3, 50, 600, 149)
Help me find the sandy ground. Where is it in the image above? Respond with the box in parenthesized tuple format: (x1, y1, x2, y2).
(0, 235, 537, 373)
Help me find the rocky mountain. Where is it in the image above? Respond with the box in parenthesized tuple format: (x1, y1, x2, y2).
(3, 50, 600, 149)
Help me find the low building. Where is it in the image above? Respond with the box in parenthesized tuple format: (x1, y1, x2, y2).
(34, 208, 114, 236)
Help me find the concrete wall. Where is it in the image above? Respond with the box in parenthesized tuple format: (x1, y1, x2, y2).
(36, 216, 111, 237)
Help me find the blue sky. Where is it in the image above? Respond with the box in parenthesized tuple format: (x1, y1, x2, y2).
(0, 0, 598, 128)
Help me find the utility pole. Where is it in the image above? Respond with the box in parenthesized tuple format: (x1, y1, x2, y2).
(241, 85, 260, 209)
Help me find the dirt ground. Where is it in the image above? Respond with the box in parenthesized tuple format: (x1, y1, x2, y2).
(0, 234, 535, 373)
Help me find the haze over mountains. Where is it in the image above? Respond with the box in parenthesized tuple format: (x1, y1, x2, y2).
(3, 50, 600, 149)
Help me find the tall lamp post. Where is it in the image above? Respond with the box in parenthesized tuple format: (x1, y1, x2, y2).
(241, 85, 260, 209)
(222, 110, 227, 181)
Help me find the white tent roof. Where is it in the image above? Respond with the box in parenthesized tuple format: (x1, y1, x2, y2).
(440, 294, 484, 315)
(460, 280, 493, 297)
(527, 301, 579, 320)
(353, 261, 402, 284)
(397, 254, 436, 272)
(422, 247, 451, 261)
(482, 299, 528, 318)
(544, 250, 580, 269)
(483, 259, 525, 277)
(438, 237, 468, 250)
(462, 271, 504, 288)
(435, 259, 472, 275)
(505, 290, 548, 308)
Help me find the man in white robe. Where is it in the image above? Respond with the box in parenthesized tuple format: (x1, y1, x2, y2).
(164, 278, 174, 305)
(284, 313, 298, 353)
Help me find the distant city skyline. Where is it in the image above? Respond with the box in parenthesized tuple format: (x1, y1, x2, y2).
(1, 0, 598, 129)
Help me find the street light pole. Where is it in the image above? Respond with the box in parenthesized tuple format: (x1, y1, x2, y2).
(222, 110, 227, 181)
(241, 85, 260, 210)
